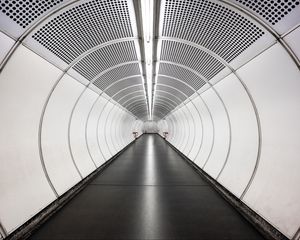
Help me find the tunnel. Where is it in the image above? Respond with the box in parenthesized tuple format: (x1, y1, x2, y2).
(0, 0, 300, 239)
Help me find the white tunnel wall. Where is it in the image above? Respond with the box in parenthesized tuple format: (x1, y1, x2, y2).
(185, 101, 201, 161)
(0, 32, 15, 64)
(0, 45, 140, 235)
(70, 88, 99, 178)
(158, 42, 300, 238)
(0, 45, 60, 233)
(42, 74, 84, 195)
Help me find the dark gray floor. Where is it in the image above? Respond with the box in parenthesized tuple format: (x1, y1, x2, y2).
(29, 134, 265, 240)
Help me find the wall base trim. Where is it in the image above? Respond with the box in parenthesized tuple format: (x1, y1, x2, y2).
(4, 136, 142, 240)
(160, 134, 288, 240)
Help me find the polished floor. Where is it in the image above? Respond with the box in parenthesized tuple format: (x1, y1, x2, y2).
(29, 134, 265, 240)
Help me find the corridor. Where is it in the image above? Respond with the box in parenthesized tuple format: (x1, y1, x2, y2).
(29, 135, 264, 240)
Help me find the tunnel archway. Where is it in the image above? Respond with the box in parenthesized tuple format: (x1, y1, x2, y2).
(0, 0, 300, 239)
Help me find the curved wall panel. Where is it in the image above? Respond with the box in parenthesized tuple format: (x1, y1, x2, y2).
(0, 45, 61, 233)
(111, 108, 123, 152)
(42, 74, 84, 195)
(201, 88, 230, 178)
(105, 104, 117, 155)
(192, 96, 214, 167)
(0, 32, 15, 64)
(214, 74, 259, 197)
(179, 106, 191, 155)
(86, 96, 107, 166)
(98, 100, 116, 160)
(186, 100, 202, 161)
(182, 104, 194, 156)
(117, 112, 127, 149)
(69, 88, 98, 178)
(237, 43, 300, 238)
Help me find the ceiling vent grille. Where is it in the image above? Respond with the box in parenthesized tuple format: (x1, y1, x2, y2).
(0, 0, 63, 29)
(93, 63, 141, 91)
(162, 0, 264, 62)
(235, 0, 300, 25)
(159, 62, 206, 90)
(32, 0, 133, 64)
(160, 40, 225, 80)
(73, 41, 138, 81)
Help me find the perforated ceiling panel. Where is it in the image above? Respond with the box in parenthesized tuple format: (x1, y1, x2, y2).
(154, 91, 181, 106)
(157, 76, 194, 97)
(160, 40, 225, 80)
(113, 85, 144, 102)
(153, 105, 170, 118)
(154, 97, 176, 109)
(105, 76, 142, 97)
(32, 0, 134, 64)
(118, 92, 145, 105)
(131, 104, 148, 118)
(156, 85, 187, 101)
(131, 104, 148, 113)
(235, 0, 300, 25)
(158, 62, 206, 91)
(0, 0, 63, 29)
(103, 75, 146, 119)
(126, 98, 147, 109)
(93, 63, 141, 91)
(162, 0, 264, 63)
(72, 41, 138, 81)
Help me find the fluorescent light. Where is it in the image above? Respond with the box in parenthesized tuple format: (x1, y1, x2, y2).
(141, 0, 154, 120)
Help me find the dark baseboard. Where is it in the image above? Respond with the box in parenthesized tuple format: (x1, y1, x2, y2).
(5, 137, 141, 240)
(160, 134, 288, 240)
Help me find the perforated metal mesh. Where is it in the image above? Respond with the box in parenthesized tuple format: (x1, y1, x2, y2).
(73, 41, 138, 81)
(156, 85, 187, 101)
(118, 92, 145, 105)
(126, 98, 146, 109)
(155, 90, 182, 105)
(160, 40, 225, 80)
(154, 98, 175, 109)
(162, 0, 264, 62)
(93, 63, 141, 91)
(131, 104, 148, 116)
(32, 0, 133, 63)
(158, 63, 206, 90)
(131, 105, 147, 113)
(235, 0, 300, 25)
(113, 85, 144, 102)
(0, 0, 63, 28)
(105, 76, 143, 97)
(153, 103, 173, 112)
(157, 76, 194, 97)
(153, 105, 169, 117)
(154, 95, 178, 107)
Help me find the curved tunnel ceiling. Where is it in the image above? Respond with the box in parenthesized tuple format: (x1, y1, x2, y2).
(0, 0, 300, 239)
(0, 0, 299, 121)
